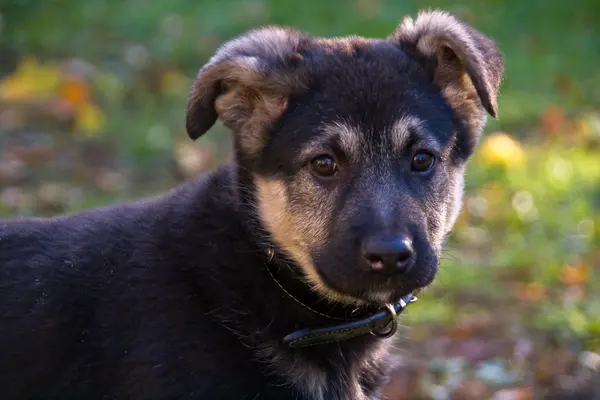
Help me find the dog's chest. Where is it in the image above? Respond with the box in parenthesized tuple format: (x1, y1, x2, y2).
(255, 341, 389, 400)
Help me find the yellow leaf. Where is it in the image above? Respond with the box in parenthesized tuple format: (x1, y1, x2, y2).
(16, 56, 62, 95)
(0, 75, 37, 100)
(480, 132, 526, 168)
(75, 103, 106, 136)
(0, 56, 62, 100)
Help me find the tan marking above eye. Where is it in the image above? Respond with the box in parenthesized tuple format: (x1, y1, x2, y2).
(300, 121, 361, 164)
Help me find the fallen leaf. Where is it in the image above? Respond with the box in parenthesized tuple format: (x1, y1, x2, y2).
(0, 75, 38, 101)
(516, 282, 546, 302)
(59, 74, 90, 109)
(480, 132, 526, 169)
(560, 264, 590, 286)
(0, 56, 61, 101)
(75, 103, 106, 136)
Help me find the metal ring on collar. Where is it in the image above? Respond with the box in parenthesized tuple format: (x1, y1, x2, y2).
(370, 303, 399, 338)
(266, 247, 275, 262)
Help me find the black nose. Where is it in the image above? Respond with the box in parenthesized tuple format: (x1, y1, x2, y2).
(362, 236, 414, 273)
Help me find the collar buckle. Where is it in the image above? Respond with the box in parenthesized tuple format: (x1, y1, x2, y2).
(370, 303, 399, 338)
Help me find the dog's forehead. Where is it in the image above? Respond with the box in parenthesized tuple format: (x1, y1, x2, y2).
(261, 37, 457, 172)
(316, 117, 438, 158)
(298, 38, 455, 145)
(304, 37, 416, 94)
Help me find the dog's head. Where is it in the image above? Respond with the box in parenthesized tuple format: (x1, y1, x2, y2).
(186, 10, 504, 305)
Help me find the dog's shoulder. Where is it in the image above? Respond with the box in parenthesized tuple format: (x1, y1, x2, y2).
(0, 163, 257, 397)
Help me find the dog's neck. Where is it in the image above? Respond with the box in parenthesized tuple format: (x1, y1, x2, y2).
(226, 165, 415, 346)
(263, 251, 417, 347)
(188, 165, 398, 398)
(264, 251, 381, 321)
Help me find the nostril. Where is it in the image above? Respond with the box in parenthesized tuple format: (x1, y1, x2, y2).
(395, 238, 414, 273)
(363, 236, 414, 273)
(364, 254, 385, 271)
(396, 249, 412, 262)
(395, 250, 413, 272)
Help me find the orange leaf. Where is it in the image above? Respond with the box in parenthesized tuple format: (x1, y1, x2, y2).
(59, 75, 90, 109)
(517, 282, 546, 301)
(560, 264, 590, 286)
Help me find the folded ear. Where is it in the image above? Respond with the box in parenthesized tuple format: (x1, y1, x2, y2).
(389, 10, 504, 133)
(186, 27, 308, 155)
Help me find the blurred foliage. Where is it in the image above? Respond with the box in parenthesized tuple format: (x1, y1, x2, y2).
(1, 0, 599, 398)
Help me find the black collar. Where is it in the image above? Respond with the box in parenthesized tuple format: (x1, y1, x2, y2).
(264, 249, 418, 348)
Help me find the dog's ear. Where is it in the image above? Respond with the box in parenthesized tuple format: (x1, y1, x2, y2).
(389, 10, 504, 131)
(186, 27, 307, 155)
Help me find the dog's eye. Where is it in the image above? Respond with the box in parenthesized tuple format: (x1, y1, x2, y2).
(411, 151, 435, 172)
(310, 155, 338, 177)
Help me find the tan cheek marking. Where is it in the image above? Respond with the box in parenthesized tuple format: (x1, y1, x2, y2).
(254, 176, 365, 305)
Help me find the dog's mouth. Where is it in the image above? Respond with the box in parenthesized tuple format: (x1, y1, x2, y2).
(315, 267, 430, 306)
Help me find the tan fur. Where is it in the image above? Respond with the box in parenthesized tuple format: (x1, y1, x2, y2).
(255, 344, 328, 400)
(254, 176, 366, 305)
(255, 343, 374, 400)
(297, 121, 362, 163)
(390, 116, 422, 153)
(434, 52, 488, 135)
(186, 27, 308, 155)
(390, 9, 504, 134)
(214, 84, 288, 156)
(327, 121, 361, 163)
(312, 36, 371, 56)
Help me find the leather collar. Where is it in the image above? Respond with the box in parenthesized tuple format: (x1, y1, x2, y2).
(264, 249, 418, 348)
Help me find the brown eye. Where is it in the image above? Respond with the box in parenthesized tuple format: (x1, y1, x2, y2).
(311, 155, 338, 177)
(411, 151, 435, 172)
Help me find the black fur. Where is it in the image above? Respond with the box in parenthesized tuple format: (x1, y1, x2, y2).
(0, 10, 503, 399)
(0, 168, 390, 399)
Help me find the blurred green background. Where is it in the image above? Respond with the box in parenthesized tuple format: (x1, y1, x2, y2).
(1, 0, 599, 398)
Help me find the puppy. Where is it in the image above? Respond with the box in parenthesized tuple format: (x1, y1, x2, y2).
(0, 10, 503, 400)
